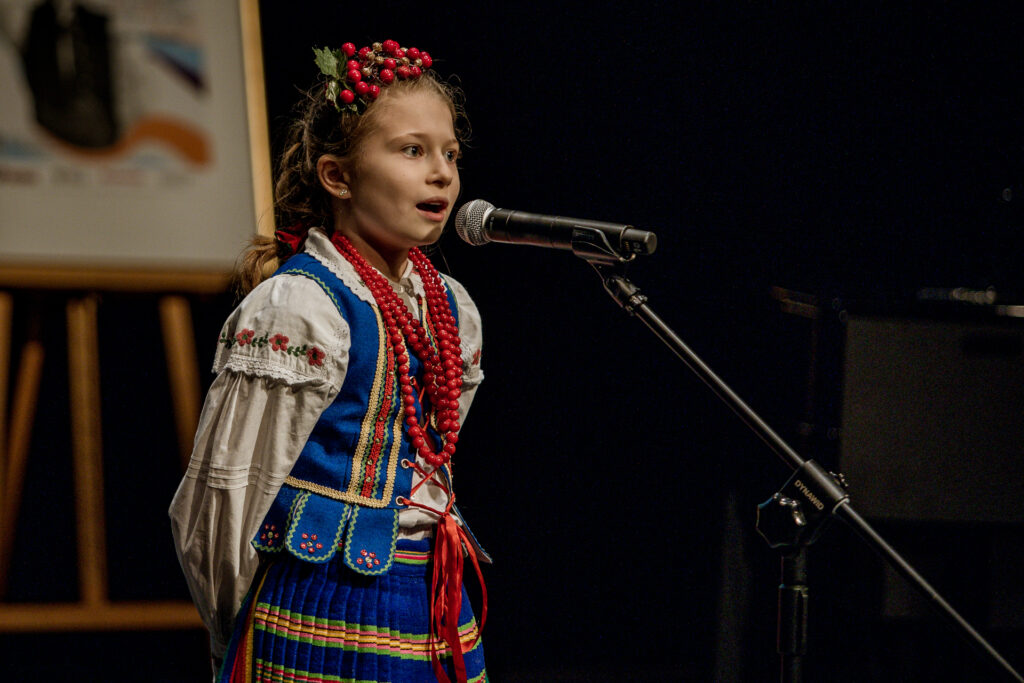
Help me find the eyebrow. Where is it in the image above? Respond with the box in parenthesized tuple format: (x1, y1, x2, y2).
(388, 132, 459, 146)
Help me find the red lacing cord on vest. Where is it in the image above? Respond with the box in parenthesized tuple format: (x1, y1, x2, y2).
(399, 359, 486, 682)
(398, 485, 487, 683)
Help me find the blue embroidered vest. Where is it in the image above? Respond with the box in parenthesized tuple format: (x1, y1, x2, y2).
(252, 253, 466, 576)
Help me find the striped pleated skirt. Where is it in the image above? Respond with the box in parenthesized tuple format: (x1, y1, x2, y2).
(219, 539, 487, 683)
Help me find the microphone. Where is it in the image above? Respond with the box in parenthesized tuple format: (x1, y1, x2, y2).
(454, 199, 657, 256)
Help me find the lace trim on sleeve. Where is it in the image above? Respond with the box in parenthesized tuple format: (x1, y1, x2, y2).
(218, 353, 334, 387)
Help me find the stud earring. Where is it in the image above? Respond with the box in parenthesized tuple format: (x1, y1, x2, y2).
(339, 188, 348, 197)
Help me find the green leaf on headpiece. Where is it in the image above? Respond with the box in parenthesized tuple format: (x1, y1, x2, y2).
(313, 46, 341, 79)
(325, 79, 340, 106)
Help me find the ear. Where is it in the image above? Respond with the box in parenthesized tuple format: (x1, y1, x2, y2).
(317, 154, 352, 199)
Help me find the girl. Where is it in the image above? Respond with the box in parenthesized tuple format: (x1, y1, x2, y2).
(170, 40, 488, 683)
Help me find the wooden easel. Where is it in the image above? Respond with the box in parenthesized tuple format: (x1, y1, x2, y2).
(0, 0, 273, 634)
(0, 266, 230, 631)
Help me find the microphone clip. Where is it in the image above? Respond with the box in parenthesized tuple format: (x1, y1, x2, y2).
(569, 227, 638, 265)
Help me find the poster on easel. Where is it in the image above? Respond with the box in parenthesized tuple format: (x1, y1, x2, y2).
(0, 0, 270, 276)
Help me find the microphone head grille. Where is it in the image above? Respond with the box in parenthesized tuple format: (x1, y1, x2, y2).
(455, 199, 494, 246)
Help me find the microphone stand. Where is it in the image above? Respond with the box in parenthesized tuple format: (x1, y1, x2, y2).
(567, 229, 1023, 683)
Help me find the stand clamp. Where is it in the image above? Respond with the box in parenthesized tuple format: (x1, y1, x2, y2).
(756, 460, 849, 683)
(757, 460, 849, 550)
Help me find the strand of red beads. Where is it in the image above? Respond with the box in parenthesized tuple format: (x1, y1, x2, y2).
(331, 234, 463, 467)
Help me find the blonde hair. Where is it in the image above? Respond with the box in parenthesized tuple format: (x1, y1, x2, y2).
(234, 72, 468, 296)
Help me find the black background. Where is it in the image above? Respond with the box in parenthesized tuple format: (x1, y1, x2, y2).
(4, 1, 1024, 681)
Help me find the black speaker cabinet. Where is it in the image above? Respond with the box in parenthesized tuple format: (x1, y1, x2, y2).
(839, 314, 1024, 524)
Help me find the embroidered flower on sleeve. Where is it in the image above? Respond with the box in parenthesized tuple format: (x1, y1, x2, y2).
(219, 330, 328, 369)
(307, 346, 325, 367)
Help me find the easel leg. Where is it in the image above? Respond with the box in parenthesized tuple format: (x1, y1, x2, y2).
(66, 296, 108, 606)
(0, 305, 45, 599)
(0, 292, 10, 479)
(159, 295, 201, 471)
(0, 292, 204, 631)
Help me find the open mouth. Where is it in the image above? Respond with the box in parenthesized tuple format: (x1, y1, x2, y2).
(416, 200, 447, 213)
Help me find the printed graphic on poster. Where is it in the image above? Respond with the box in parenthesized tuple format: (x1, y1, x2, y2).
(0, 0, 262, 270)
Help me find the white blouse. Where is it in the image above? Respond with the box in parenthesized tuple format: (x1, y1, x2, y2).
(168, 229, 484, 660)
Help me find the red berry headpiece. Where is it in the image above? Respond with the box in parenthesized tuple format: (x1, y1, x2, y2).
(313, 40, 434, 114)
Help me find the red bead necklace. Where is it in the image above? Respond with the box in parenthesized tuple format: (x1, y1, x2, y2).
(331, 233, 463, 467)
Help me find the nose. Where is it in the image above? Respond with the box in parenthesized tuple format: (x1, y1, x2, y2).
(428, 151, 455, 187)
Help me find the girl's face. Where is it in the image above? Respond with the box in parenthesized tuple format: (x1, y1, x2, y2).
(339, 89, 460, 255)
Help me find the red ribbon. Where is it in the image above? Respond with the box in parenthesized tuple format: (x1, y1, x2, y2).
(274, 222, 308, 256)
(385, 403, 486, 682)
(428, 509, 487, 683)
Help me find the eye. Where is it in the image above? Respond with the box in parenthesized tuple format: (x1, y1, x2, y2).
(445, 149, 460, 162)
(402, 145, 423, 158)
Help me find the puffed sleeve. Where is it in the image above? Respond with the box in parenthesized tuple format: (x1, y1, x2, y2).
(168, 274, 349, 662)
(444, 275, 484, 422)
